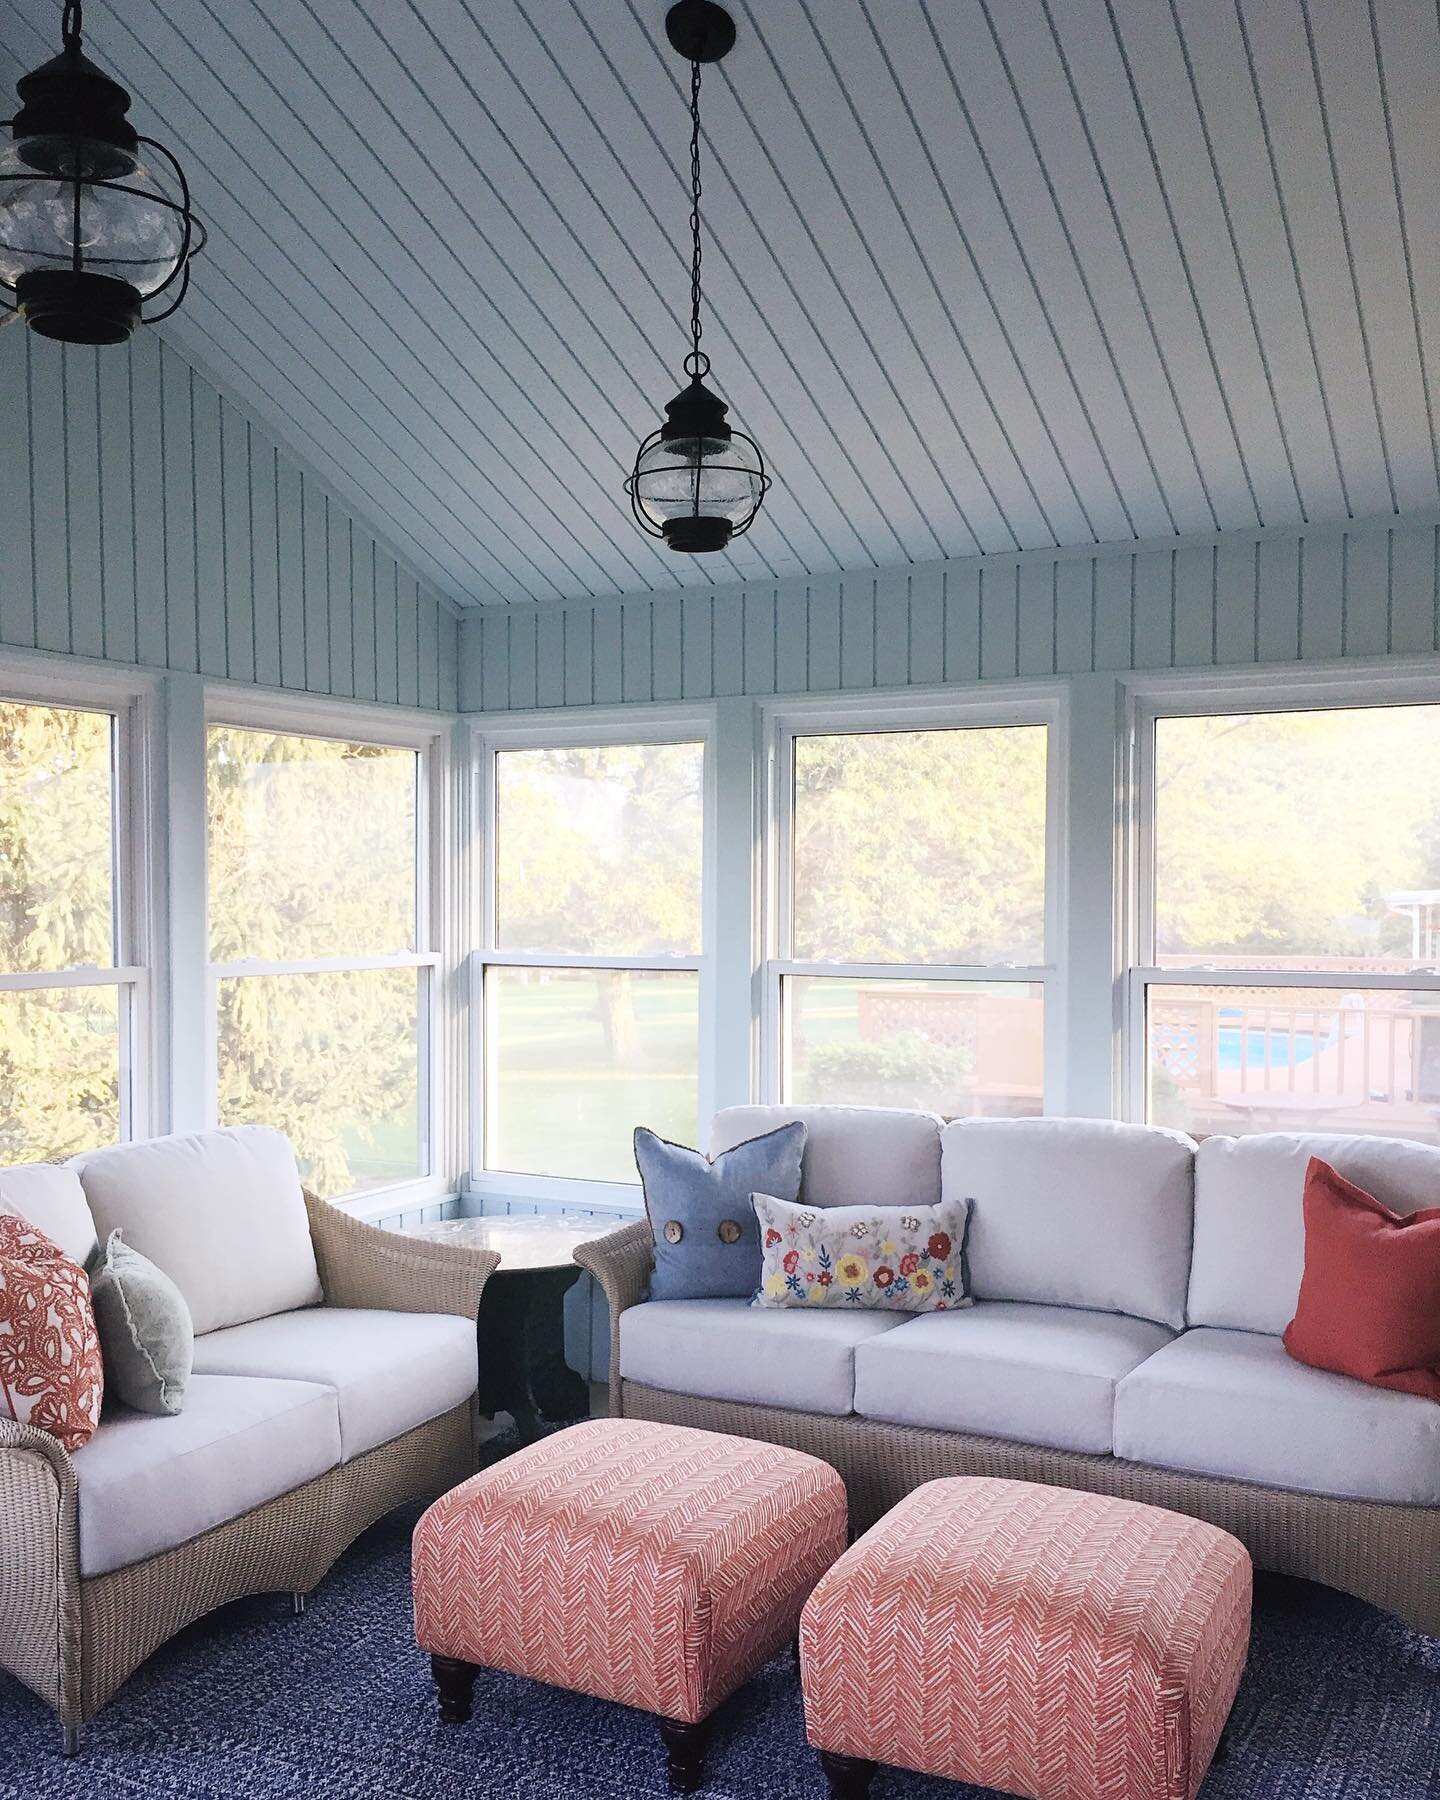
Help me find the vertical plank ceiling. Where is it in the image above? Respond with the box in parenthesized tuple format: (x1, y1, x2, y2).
(3, 0, 1439, 607)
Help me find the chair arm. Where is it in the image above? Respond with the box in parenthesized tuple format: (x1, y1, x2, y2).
(304, 1192, 500, 1320)
(573, 1219, 654, 1419)
(0, 1419, 81, 1723)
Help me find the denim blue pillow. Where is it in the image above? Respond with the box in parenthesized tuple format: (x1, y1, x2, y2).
(636, 1122, 807, 1301)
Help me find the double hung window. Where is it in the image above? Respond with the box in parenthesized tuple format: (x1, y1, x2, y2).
(206, 719, 438, 1197)
(475, 723, 710, 1189)
(1133, 697, 1440, 1141)
(0, 693, 147, 1160)
(770, 705, 1055, 1117)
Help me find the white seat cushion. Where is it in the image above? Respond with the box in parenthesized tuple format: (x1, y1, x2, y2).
(709, 1105, 944, 1210)
(1188, 1133, 1440, 1336)
(71, 1374, 341, 1576)
(0, 1163, 97, 1266)
(191, 1307, 478, 1460)
(619, 1297, 908, 1415)
(72, 1126, 322, 1335)
(941, 1117, 1196, 1328)
(1114, 1327, 1440, 1505)
(853, 1302, 1173, 1455)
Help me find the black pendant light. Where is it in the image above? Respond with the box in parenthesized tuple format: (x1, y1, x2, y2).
(626, 0, 769, 554)
(0, 0, 204, 345)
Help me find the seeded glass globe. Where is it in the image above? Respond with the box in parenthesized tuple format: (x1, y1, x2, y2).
(632, 433, 765, 531)
(0, 138, 185, 296)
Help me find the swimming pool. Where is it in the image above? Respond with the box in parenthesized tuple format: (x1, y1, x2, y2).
(1215, 1012, 1327, 1072)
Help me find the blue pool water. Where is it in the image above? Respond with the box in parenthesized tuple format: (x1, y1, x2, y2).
(1215, 1013, 1326, 1072)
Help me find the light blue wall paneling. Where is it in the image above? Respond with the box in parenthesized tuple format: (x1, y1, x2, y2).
(460, 517, 1440, 710)
(0, 329, 460, 711)
(371, 1198, 464, 1233)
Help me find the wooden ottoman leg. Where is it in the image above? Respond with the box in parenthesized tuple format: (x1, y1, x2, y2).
(657, 1716, 708, 1794)
(431, 1654, 477, 1725)
(819, 1751, 877, 1798)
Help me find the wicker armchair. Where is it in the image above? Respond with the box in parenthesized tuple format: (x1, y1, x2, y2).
(0, 1194, 497, 1751)
(575, 1221, 1440, 1638)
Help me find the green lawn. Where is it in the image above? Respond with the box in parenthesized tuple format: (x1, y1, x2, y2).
(487, 975, 699, 1182)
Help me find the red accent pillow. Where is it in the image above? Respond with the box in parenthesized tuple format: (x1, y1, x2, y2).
(1283, 1157, 1440, 1401)
(0, 1214, 104, 1451)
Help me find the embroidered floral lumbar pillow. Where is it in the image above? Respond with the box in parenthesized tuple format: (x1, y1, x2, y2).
(751, 1192, 973, 1312)
(0, 1214, 105, 1451)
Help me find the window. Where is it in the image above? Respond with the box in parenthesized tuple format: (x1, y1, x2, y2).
(0, 696, 145, 1160)
(206, 721, 438, 1197)
(1134, 700, 1440, 1141)
(772, 713, 1052, 1116)
(477, 730, 709, 1187)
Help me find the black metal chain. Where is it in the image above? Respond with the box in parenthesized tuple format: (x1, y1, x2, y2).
(62, 1, 83, 50)
(685, 57, 709, 380)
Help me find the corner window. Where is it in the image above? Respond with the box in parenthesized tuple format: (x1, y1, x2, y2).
(476, 733, 709, 1186)
(774, 717, 1051, 1116)
(1136, 701, 1440, 1140)
(0, 697, 145, 1160)
(206, 723, 437, 1197)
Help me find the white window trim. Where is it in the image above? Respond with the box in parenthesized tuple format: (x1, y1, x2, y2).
(760, 682, 1069, 1113)
(466, 703, 718, 1213)
(1122, 659, 1440, 1126)
(0, 651, 163, 1151)
(203, 687, 456, 1215)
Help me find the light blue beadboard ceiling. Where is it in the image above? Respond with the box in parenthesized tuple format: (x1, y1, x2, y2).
(2, 0, 1439, 609)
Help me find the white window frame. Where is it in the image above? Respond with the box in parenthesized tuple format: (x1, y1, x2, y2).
(0, 652, 162, 1152)
(468, 704, 718, 1214)
(761, 684, 1069, 1113)
(202, 686, 452, 1212)
(1123, 660, 1440, 1127)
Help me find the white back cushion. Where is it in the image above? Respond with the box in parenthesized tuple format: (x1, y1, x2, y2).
(72, 1126, 322, 1335)
(1189, 1132, 1440, 1336)
(709, 1105, 943, 1210)
(0, 1164, 98, 1266)
(942, 1117, 1196, 1329)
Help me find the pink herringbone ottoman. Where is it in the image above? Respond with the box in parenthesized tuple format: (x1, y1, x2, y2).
(800, 1476, 1252, 1800)
(412, 1417, 847, 1793)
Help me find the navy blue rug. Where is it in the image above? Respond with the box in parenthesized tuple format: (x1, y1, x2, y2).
(3, 1503, 1437, 1799)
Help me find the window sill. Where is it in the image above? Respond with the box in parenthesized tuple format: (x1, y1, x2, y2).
(461, 1172, 645, 1220)
(330, 1179, 459, 1224)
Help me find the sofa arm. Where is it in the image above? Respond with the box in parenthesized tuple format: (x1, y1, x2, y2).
(304, 1192, 500, 1320)
(0, 1419, 81, 1726)
(573, 1219, 654, 1419)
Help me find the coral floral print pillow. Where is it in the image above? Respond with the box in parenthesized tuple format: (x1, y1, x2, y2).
(751, 1192, 973, 1312)
(0, 1215, 104, 1451)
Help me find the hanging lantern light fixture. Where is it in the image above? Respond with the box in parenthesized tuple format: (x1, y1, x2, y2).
(0, 0, 204, 345)
(626, 0, 769, 554)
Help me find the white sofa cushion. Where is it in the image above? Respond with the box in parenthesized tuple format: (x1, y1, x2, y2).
(1113, 1327, 1440, 1506)
(709, 1105, 944, 1210)
(853, 1302, 1173, 1455)
(619, 1296, 907, 1415)
(941, 1117, 1196, 1328)
(192, 1307, 478, 1460)
(72, 1127, 322, 1336)
(71, 1373, 341, 1576)
(0, 1163, 97, 1266)
(1188, 1133, 1440, 1336)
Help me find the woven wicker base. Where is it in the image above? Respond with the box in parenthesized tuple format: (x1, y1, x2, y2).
(0, 1401, 472, 1730)
(623, 1381, 1440, 1638)
(71, 1401, 474, 1726)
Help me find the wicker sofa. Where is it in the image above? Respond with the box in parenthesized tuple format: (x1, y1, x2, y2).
(577, 1104, 1440, 1638)
(0, 1127, 497, 1751)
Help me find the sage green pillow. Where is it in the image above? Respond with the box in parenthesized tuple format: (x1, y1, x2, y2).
(90, 1228, 194, 1416)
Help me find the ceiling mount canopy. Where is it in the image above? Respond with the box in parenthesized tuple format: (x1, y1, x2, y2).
(0, 0, 204, 345)
(626, 0, 770, 556)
